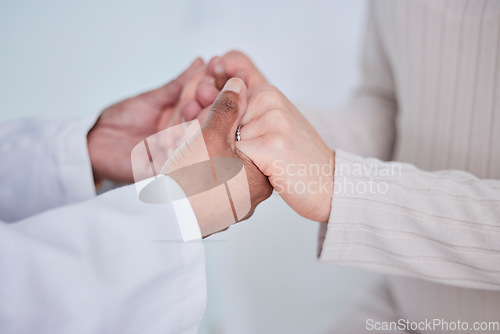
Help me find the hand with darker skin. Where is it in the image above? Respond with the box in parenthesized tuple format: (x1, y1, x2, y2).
(162, 78, 273, 236)
(87, 58, 207, 184)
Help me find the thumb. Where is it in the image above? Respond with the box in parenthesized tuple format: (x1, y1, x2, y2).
(201, 77, 248, 150)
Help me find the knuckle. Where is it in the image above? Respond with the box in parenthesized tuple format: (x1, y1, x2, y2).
(266, 133, 286, 151)
(196, 84, 218, 107)
(260, 83, 279, 93)
(226, 49, 245, 59)
(267, 108, 286, 121)
(256, 89, 283, 109)
(225, 50, 251, 64)
(265, 109, 290, 130)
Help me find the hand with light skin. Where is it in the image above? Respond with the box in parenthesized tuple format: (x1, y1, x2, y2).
(191, 51, 334, 223)
(162, 78, 273, 236)
(87, 58, 208, 184)
(235, 84, 335, 223)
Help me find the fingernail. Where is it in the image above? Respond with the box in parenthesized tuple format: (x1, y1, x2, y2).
(223, 78, 242, 93)
(194, 57, 204, 66)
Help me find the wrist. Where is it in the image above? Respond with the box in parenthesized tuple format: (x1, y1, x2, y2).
(86, 114, 111, 189)
(161, 133, 241, 237)
(164, 161, 242, 237)
(87, 125, 103, 188)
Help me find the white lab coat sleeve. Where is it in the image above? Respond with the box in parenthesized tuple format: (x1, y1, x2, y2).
(0, 177, 206, 334)
(0, 116, 98, 222)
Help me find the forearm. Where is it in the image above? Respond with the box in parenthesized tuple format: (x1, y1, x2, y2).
(320, 150, 500, 290)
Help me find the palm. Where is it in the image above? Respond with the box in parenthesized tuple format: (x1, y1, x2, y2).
(87, 59, 205, 183)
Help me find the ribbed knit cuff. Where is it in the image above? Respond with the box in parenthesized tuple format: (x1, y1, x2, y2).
(318, 150, 500, 290)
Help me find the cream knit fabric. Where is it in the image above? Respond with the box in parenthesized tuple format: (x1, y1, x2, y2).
(306, 0, 500, 331)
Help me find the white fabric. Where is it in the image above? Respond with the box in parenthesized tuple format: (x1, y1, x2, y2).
(135, 176, 203, 242)
(0, 117, 206, 334)
(0, 116, 98, 222)
(173, 198, 203, 242)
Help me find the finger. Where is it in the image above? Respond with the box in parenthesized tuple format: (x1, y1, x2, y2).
(171, 65, 206, 123)
(178, 64, 206, 102)
(237, 110, 277, 141)
(206, 56, 218, 77)
(234, 135, 275, 176)
(176, 57, 205, 86)
(139, 79, 182, 108)
(207, 56, 229, 90)
(196, 76, 220, 108)
(140, 58, 204, 108)
(241, 85, 284, 125)
(201, 77, 248, 151)
(195, 106, 210, 125)
(181, 99, 203, 122)
(208, 50, 267, 89)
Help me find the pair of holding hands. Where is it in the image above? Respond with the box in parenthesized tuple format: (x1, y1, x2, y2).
(88, 51, 334, 236)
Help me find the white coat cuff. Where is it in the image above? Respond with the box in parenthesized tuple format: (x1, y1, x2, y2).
(135, 175, 202, 242)
(57, 114, 100, 202)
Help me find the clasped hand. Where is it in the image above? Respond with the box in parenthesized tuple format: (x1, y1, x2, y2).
(88, 51, 334, 237)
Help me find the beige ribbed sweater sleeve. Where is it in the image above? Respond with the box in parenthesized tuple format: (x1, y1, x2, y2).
(320, 151, 500, 290)
(308, 1, 500, 291)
